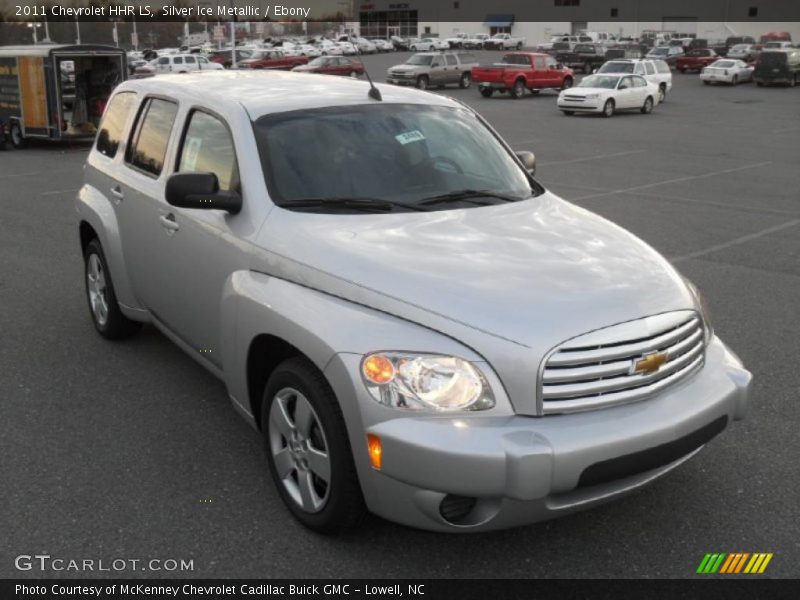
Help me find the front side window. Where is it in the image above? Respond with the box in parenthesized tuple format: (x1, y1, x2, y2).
(177, 111, 239, 193)
(96, 92, 136, 158)
(125, 98, 178, 177)
(253, 104, 538, 211)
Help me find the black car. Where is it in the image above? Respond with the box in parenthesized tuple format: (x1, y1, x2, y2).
(753, 49, 800, 86)
(555, 43, 607, 74)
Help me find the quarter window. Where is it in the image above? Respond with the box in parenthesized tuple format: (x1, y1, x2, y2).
(185, 56, 196, 64)
(95, 91, 136, 158)
(177, 111, 239, 193)
(125, 98, 178, 177)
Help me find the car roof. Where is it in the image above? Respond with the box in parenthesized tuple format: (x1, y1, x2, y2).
(114, 70, 461, 118)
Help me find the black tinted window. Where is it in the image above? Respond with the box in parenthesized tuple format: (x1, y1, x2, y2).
(126, 98, 178, 177)
(96, 92, 136, 158)
(178, 111, 239, 192)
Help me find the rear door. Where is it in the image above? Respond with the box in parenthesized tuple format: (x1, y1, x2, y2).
(115, 97, 180, 309)
(444, 54, 459, 83)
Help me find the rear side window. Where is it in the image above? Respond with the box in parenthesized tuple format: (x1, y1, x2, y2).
(177, 111, 239, 192)
(645, 62, 655, 74)
(125, 98, 178, 177)
(95, 92, 136, 158)
(445, 55, 457, 66)
(655, 60, 671, 73)
(174, 57, 183, 64)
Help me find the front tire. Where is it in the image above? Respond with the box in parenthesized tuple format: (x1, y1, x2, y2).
(262, 357, 366, 534)
(602, 98, 615, 117)
(459, 72, 471, 88)
(479, 87, 494, 98)
(84, 239, 141, 340)
(416, 75, 429, 90)
(561, 110, 574, 115)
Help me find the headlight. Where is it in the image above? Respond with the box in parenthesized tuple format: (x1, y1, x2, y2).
(684, 278, 713, 342)
(360, 352, 495, 412)
(584, 93, 599, 99)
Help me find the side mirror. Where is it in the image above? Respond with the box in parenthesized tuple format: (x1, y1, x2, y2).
(165, 172, 242, 214)
(515, 150, 536, 175)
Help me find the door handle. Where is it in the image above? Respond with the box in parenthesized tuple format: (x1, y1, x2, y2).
(159, 213, 180, 232)
(110, 185, 124, 202)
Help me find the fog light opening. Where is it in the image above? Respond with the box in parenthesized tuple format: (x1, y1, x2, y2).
(439, 494, 478, 525)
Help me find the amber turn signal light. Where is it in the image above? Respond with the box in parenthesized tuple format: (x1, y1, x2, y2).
(367, 434, 382, 470)
(362, 354, 395, 385)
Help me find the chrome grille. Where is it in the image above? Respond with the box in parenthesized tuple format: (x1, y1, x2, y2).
(562, 95, 586, 101)
(540, 311, 705, 414)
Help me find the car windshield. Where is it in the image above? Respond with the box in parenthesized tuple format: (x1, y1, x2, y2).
(308, 57, 330, 66)
(649, 47, 669, 56)
(598, 62, 635, 73)
(731, 44, 749, 51)
(553, 42, 570, 50)
(252, 104, 539, 212)
(574, 45, 595, 53)
(407, 55, 433, 65)
(711, 60, 736, 68)
(578, 75, 620, 89)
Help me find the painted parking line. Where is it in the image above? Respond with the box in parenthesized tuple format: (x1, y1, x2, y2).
(626, 190, 800, 217)
(536, 150, 647, 166)
(40, 189, 80, 196)
(572, 161, 773, 201)
(671, 219, 800, 263)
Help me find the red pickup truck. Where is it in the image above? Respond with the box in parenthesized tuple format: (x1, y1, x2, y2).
(472, 52, 575, 98)
(676, 49, 719, 72)
(237, 50, 309, 70)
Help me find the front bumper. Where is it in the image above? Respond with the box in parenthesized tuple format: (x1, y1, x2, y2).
(557, 98, 603, 112)
(386, 77, 417, 86)
(325, 336, 750, 531)
(701, 73, 734, 83)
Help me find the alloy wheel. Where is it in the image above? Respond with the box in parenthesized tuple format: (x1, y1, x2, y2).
(268, 387, 331, 513)
(86, 253, 109, 326)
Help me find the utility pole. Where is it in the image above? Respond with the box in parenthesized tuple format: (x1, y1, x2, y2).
(229, 0, 237, 68)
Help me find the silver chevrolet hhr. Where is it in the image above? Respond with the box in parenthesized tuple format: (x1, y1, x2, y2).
(76, 71, 751, 533)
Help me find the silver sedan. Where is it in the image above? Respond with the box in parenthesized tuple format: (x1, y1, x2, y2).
(700, 59, 755, 85)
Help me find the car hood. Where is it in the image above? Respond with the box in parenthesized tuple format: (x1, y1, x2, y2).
(389, 64, 420, 72)
(255, 193, 694, 413)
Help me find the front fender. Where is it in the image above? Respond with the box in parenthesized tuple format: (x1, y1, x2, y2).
(75, 184, 143, 315)
(220, 270, 486, 428)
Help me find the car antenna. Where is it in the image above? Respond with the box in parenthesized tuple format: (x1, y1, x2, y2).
(358, 59, 383, 101)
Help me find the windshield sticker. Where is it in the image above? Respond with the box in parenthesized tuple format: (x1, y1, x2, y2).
(395, 130, 426, 145)
(182, 137, 203, 171)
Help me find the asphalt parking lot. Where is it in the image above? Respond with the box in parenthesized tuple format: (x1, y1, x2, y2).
(2, 50, 799, 579)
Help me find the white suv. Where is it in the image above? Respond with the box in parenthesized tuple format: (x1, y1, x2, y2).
(152, 54, 223, 74)
(597, 59, 673, 102)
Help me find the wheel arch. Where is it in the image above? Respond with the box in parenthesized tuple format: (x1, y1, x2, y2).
(75, 184, 141, 313)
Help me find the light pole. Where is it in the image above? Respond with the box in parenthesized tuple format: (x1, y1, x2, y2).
(75, 17, 82, 45)
(229, 0, 237, 69)
(27, 22, 41, 44)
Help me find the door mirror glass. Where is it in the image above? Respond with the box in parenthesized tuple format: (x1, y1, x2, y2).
(165, 172, 242, 213)
(515, 150, 536, 174)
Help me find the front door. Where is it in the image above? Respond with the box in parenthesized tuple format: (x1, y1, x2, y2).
(145, 109, 245, 364)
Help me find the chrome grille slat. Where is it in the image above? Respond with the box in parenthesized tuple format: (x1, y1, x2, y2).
(543, 342, 703, 399)
(540, 311, 706, 414)
(547, 316, 700, 366)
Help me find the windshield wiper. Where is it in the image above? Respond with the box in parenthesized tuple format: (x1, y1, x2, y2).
(278, 197, 430, 212)
(418, 189, 526, 207)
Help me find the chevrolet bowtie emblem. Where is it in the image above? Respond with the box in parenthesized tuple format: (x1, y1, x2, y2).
(632, 352, 668, 375)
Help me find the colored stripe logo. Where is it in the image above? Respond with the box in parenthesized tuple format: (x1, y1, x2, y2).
(697, 553, 773, 574)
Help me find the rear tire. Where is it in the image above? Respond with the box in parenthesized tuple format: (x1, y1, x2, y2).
(602, 98, 615, 118)
(641, 96, 654, 114)
(561, 77, 574, 90)
(84, 239, 141, 340)
(261, 357, 366, 534)
(459, 72, 471, 89)
(510, 78, 526, 99)
(9, 122, 26, 149)
(584, 63, 592, 74)
(658, 85, 666, 102)
(732, 75, 739, 85)
(479, 87, 494, 98)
